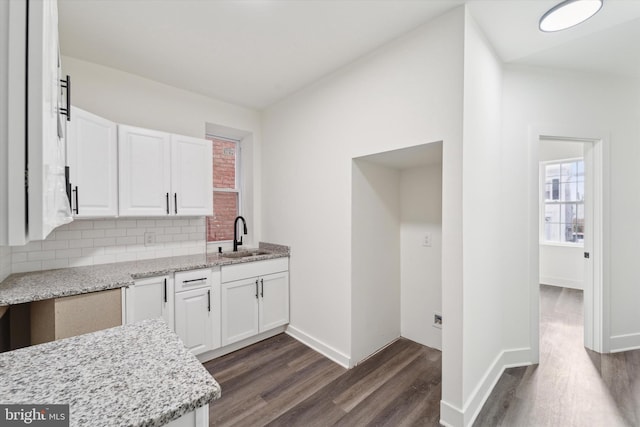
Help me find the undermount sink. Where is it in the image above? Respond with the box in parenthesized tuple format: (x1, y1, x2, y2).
(221, 250, 270, 259)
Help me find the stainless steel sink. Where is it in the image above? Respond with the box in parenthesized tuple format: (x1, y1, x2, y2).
(221, 250, 270, 259)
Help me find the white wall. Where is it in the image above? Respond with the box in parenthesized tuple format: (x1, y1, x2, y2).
(262, 7, 464, 371)
(10, 218, 205, 273)
(539, 140, 585, 290)
(502, 65, 640, 353)
(400, 164, 442, 350)
(351, 160, 401, 364)
(61, 56, 263, 246)
(447, 11, 510, 425)
(0, 246, 10, 282)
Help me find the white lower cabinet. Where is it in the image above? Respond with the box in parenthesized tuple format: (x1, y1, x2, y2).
(174, 269, 221, 356)
(221, 258, 289, 346)
(124, 275, 173, 330)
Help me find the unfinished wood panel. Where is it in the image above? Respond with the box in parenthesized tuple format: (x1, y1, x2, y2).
(31, 289, 122, 345)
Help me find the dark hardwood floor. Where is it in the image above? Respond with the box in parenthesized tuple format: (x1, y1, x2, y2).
(475, 285, 640, 427)
(204, 334, 442, 426)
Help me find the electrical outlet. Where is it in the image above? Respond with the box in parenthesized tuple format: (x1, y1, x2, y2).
(423, 233, 432, 247)
(433, 313, 442, 329)
(144, 232, 156, 246)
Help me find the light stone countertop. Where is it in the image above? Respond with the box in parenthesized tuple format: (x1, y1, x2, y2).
(0, 242, 289, 306)
(0, 318, 221, 426)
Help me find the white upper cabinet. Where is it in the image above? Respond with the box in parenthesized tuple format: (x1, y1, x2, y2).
(118, 125, 212, 217)
(171, 134, 213, 216)
(67, 107, 118, 217)
(118, 125, 172, 216)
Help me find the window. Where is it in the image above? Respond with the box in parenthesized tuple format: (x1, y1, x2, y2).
(206, 136, 241, 242)
(542, 159, 584, 244)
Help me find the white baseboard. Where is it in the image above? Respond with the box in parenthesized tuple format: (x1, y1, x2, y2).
(610, 332, 640, 353)
(440, 347, 532, 427)
(286, 324, 351, 368)
(540, 276, 583, 290)
(197, 326, 285, 363)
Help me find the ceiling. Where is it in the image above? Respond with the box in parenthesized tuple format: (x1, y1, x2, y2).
(358, 142, 443, 170)
(58, 0, 640, 110)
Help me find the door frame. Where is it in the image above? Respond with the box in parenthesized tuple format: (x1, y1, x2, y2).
(528, 125, 610, 362)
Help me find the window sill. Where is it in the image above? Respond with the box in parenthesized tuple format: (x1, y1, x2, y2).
(539, 241, 584, 248)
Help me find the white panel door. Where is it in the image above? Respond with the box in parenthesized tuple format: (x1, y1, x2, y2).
(118, 125, 171, 216)
(125, 276, 173, 329)
(67, 107, 118, 217)
(175, 287, 214, 355)
(221, 278, 259, 346)
(171, 134, 213, 216)
(259, 272, 289, 332)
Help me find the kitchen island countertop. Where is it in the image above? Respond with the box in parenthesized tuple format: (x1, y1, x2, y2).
(0, 318, 221, 426)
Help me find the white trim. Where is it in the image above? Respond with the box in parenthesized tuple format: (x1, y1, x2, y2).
(610, 333, 640, 353)
(529, 125, 609, 360)
(540, 241, 583, 248)
(285, 324, 352, 369)
(196, 326, 285, 363)
(439, 348, 531, 427)
(540, 276, 583, 290)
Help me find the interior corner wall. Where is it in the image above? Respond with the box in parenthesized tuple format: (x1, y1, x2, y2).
(502, 65, 640, 353)
(262, 7, 465, 367)
(400, 164, 442, 350)
(351, 160, 401, 364)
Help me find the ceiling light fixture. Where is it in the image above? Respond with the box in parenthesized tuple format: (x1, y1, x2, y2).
(539, 0, 603, 32)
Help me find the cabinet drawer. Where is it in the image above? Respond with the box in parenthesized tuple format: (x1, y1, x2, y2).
(175, 268, 217, 293)
(221, 257, 289, 283)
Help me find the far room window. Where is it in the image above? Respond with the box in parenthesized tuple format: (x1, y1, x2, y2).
(206, 136, 241, 243)
(542, 159, 584, 244)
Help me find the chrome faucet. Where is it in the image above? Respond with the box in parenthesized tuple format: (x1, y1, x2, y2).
(233, 216, 247, 252)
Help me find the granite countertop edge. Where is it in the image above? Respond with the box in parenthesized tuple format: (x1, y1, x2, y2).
(0, 319, 222, 427)
(0, 242, 290, 306)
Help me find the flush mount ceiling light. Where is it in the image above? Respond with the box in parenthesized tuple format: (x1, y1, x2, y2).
(539, 0, 603, 32)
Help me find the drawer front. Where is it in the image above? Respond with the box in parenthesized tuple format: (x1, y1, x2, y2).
(175, 268, 216, 293)
(221, 257, 289, 283)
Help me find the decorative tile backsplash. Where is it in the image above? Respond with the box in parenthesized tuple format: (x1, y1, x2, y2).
(10, 218, 206, 274)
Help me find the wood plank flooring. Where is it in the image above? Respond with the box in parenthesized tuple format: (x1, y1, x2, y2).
(474, 285, 640, 427)
(204, 335, 442, 426)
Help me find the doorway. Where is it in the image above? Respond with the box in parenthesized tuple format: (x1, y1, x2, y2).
(529, 129, 609, 361)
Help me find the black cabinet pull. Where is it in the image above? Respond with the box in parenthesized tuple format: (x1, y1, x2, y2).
(72, 186, 79, 214)
(255, 279, 259, 299)
(163, 278, 167, 303)
(260, 278, 264, 298)
(60, 75, 71, 121)
(207, 289, 211, 312)
(166, 193, 169, 214)
(174, 193, 177, 214)
(182, 278, 207, 284)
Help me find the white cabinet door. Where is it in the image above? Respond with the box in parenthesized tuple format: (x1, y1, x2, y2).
(125, 276, 173, 330)
(175, 287, 214, 355)
(259, 272, 290, 332)
(221, 277, 259, 346)
(118, 125, 171, 216)
(171, 134, 212, 216)
(67, 107, 118, 217)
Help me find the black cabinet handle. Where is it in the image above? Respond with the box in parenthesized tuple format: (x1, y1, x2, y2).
(260, 278, 264, 298)
(60, 75, 71, 121)
(207, 289, 211, 312)
(72, 186, 79, 214)
(182, 278, 207, 284)
(255, 279, 259, 299)
(174, 193, 177, 214)
(163, 278, 167, 303)
(65, 167, 71, 207)
(166, 193, 169, 214)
